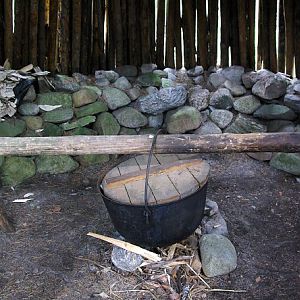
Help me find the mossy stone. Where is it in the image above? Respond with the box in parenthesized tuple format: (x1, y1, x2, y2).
(36, 155, 79, 174)
(0, 157, 36, 186)
(75, 101, 108, 118)
(37, 92, 73, 108)
(0, 119, 26, 137)
(43, 108, 74, 123)
(23, 116, 43, 130)
(75, 154, 110, 166)
(43, 123, 64, 136)
(93, 112, 120, 135)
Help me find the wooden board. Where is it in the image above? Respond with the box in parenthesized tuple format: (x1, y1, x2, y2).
(102, 154, 209, 206)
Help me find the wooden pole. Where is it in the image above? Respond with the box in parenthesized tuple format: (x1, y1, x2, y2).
(278, 0, 286, 72)
(174, 0, 182, 69)
(0, 1, 4, 64)
(81, 0, 92, 73)
(38, 0, 47, 70)
(156, 0, 165, 68)
(284, 0, 294, 75)
(13, 0, 24, 69)
(113, 0, 123, 66)
(60, 0, 71, 74)
(257, 0, 263, 69)
(140, 0, 151, 63)
(294, 0, 300, 78)
(166, 0, 175, 68)
(220, 0, 229, 67)
(72, 0, 81, 73)
(0, 133, 299, 156)
(29, 0, 39, 67)
(48, 0, 59, 73)
(262, 0, 270, 69)
(208, 0, 218, 67)
(247, 0, 256, 69)
(4, 0, 13, 63)
(237, 0, 248, 68)
(197, 0, 208, 69)
(269, 0, 277, 72)
(230, 0, 240, 65)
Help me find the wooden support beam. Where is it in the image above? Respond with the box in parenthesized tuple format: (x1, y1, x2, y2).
(0, 133, 299, 156)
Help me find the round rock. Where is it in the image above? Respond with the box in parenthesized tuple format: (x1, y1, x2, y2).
(199, 234, 237, 277)
(113, 107, 148, 128)
(233, 95, 261, 114)
(111, 246, 143, 272)
(210, 88, 233, 109)
(18, 103, 39, 116)
(166, 106, 202, 134)
(210, 109, 233, 129)
(188, 86, 210, 111)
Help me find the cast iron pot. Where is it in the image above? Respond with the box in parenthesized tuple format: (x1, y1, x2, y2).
(99, 183, 207, 248)
(98, 130, 208, 248)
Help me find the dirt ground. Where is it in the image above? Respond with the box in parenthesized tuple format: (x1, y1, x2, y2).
(0, 153, 299, 300)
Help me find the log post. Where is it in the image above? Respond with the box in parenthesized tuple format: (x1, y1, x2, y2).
(284, 0, 294, 75)
(197, 0, 208, 69)
(278, 0, 286, 73)
(208, 0, 218, 67)
(0, 133, 299, 155)
(38, 0, 47, 70)
(3, 0, 13, 64)
(269, 0, 277, 72)
(295, 0, 300, 78)
(220, 0, 230, 67)
(48, 0, 59, 73)
(156, 0, 165, 68)
(60, 0, 71, 74)
(72, 0, 81, 73)
(237, 0, 248, 68)
(166, 0, 175, 68)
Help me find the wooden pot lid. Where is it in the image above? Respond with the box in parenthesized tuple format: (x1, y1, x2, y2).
(102, 154, 210, 206)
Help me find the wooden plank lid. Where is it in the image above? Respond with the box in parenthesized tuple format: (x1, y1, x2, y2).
(102, 154, 210, 206)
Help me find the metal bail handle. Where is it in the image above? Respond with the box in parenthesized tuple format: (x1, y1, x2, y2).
(144, 129, 163, 224)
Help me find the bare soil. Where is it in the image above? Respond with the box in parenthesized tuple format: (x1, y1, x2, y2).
(0, 153, 299, 300)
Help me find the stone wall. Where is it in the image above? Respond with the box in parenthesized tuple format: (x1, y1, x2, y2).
(0, 64, 299, 186)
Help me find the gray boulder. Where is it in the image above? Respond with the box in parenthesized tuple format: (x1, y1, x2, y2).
(253, 104, 297, 120)
(252, 74, 288, 100)
(210, 109, 233, 129)
(136, 86, 187, 115)
(208, 72, 226, 89)
(37, 92, 72, 108)
(242, 71, 259, 89)
(113, 107, 148, 128)
(267, 120, 295, 132)
(166, 106, 202, 134)
(202, 212, 228, 236)
(194, 121, 222, 134)
(187, 65, 204, 77)
(146, 86, 159, 94)
(72, 88, 98, 108)
(113, 76, 132, 90)
(225, 114, 267, 133)
(95, 70, 119, 83)
(52, 75, 80, 92)
(224, 80, 246, 96)
(141, 63, 157, 74)
(188, 86, 210, 111)
(111, 246, 143, 272)
(284, 94, 300, 113)
(148, 114, 164, 128)
(270, 153, 300, 176)
(221, 65, 244, 84)
(294, 84, 300, 94)
(200, 234, 237, 277)
(18, 103, 39, 116)
(233, 95, 261, 114)
(153, 70, 168, 78)
(126, 87, 141, 100)
(210, 88, 234, 109)
(102, 88, 131, 110)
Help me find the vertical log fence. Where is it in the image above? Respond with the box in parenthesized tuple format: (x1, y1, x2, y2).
(0, 0, 299, 77)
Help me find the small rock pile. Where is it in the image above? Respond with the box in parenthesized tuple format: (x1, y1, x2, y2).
(0, 64, 299, 186)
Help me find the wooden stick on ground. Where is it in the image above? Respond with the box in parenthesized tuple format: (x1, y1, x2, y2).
(87, 232, 162, 262)
(0, 133, 299, 156)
